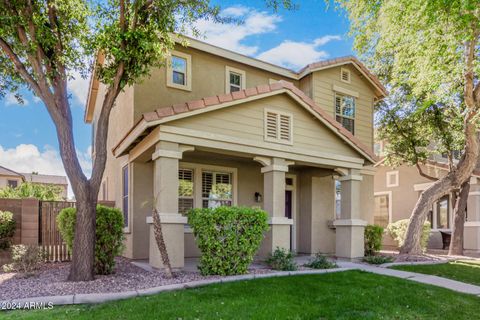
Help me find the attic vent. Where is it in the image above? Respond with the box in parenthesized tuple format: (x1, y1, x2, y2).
(264, 109, 293, 144)
(341, 68, 351, 83)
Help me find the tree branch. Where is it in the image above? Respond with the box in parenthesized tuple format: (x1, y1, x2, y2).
(416, 163, 438, 181)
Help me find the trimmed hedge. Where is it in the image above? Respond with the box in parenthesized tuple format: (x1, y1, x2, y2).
(188, 206, 269, 276)
(387, 219, 431, 252)
(57, 205, 124, 275)
(364, 224, 384, 256)
(0, 211, 16, 250)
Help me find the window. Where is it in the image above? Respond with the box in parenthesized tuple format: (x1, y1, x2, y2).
(335, 93, 355, 134)
(335, 180, 341, 219)
(386, 171, 399, 188)
(101, 180, 108, 201)
(225, 66, 246, 93)
(122, 165, 129, 228)
(264, 109, 293, 144)
(7, 180, 18, 188)
(340, 68, 351, 83)
(436, 196, 450, 229)
(374, 193, 391, 228)
(166, 51, 192, 91)
(178, 169, 194, 215)
(202, 171, 232, 208)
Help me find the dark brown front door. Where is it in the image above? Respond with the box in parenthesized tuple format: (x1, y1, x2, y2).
(285, 190, 293, 250)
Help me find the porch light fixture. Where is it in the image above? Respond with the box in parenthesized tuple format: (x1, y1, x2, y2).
(254, 192, 262, 203)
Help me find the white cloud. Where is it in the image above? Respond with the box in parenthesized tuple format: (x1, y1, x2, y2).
(192, 6, 282, 55)
(0, 144, 92, 199)
(69, 70, 90, 107)
(257, 35, 342, 70)
(4, 93, 29, 107)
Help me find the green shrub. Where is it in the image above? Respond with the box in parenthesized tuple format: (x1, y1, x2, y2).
(387, 219, 431, 252)
(304, 253, 337, 269)
(0, 211, 16, 250)
(363, 255, 394, 265)
(188, 206, 269, 276)
(2, 245, 45, 274)
(57, 205, 125, 275)
(364, 224, 384, 256)
(266, 247, 298, 271)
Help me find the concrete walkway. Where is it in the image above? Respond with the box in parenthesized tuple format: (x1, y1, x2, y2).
(337, 261, 480, 296)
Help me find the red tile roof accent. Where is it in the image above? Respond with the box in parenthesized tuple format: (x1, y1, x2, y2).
(118, 80, 378, 162)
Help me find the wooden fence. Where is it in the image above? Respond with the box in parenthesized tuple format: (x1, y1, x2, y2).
(39, 201, 75, 262)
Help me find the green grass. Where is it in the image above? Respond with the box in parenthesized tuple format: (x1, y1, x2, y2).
(391, 260, 480, 286)
(2, 271, 480, 320)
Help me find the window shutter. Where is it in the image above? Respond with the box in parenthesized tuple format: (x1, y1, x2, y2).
(202, 172, 213, 198)
(341, 68, 350, 82)
(279, 114, 291, 141)
(179, 169, 193, 182)
(266, 111, 278, 139)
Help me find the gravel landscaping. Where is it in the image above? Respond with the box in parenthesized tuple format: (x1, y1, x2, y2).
(0, 257, 275, 301)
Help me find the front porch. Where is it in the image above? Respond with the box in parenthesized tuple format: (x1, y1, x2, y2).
(125, 141, 372, 269)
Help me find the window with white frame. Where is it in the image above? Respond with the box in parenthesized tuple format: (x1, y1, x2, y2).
(178, 168, 194, 215)
(264, 109, 293, 144)
(335, 180, 341, 219)
(374, 193, 390, 228)
(335, 93, 355, 134)
(225, 66, 246, 93)
(202, 171, 233, 208)
(427, 195, 451, 230)
(122, 165, 129, 228)
(386, 171, 399, 187)
(340, 68, 351, 83)
(167, 51, 192, 91)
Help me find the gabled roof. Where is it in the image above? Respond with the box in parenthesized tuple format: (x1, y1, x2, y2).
(0, 165, 24, 178)
(113, 80, 378, 164)
(22, 173, 68, 186)
(85, 36, 387, 123)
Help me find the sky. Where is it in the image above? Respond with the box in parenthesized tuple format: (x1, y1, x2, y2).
(0, 0, 353, 197)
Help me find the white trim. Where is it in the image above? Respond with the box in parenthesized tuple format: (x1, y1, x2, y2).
(225, 66, 246, 93)
(263, 108, 293, 145)
(121, 162, 131, 233)
(469, 191, 480, 196)
(261, 164, 290, 173)
(338, 174, 363, 182)
(268, 217, 294, 225)
(146, 214, 188, 224)
(465, 222, 480, 227)
(333, 219, 367, 227)
(374, 191, 393, 226)
(285, 173, 297, 251)
(333, 85, 359, 98)
(340, 67, 351, 83)
(166, 50, 192, 91)
(386, 171, 399, 188)
(152, 149, 183, 160)
(114, 89, 376, 163)
(179, 162, 238, 210)
(414, 182, 433, 192)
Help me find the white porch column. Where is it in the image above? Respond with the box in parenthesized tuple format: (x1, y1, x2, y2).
(465, 182, 480, 253)
(334, 169, 367, 259)
(147, 141, 193, 269)
(255, 157, 294, 255)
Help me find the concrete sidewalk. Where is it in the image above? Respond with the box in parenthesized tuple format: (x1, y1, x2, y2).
(337, 261, 480, 296)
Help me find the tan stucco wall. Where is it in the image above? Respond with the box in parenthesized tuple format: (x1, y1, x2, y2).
(133, 45, 299, 121)
(169, 94, 362, 159)
(311, 65, 375, 148)
(0, 176, 23, 189)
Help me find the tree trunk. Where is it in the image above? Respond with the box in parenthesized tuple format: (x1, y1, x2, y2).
(152, 208, 174, 278)
(449, 180, 470, 256)
(67, 188, 97, 281)
(400, 123, 479, 255)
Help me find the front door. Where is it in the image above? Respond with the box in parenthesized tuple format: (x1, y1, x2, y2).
(285, 190, 293, 250)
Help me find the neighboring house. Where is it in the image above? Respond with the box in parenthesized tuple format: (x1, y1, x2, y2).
(373, 146, 480, 253)
(85, 36, 386, 269)
(0, 165, 68, 198)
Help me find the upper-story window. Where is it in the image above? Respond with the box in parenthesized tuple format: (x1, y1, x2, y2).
(335, 93, 355, 134)
(225, 66, 246, 93)
(167, 51, 192, 91)
(264, 109, 293, 145)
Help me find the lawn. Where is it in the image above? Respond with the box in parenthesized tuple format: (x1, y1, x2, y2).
(3, 271, 479, 320)
(391, 260, 480, 286)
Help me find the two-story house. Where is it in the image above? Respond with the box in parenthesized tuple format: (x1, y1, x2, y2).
(85, 36, 386, 269)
